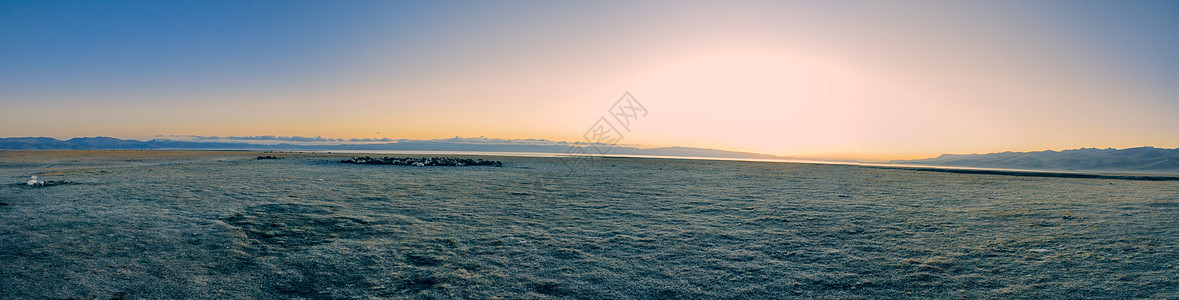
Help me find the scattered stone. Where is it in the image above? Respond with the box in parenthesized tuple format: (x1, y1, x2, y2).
(342, 156, 502, 167)
(15, 180, 68, 188)
(256, 156, 282, 160)
(17, 176, 68, 187)
(26, 176, 43, 186)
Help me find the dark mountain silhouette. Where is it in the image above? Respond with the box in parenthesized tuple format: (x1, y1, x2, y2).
(0, 137, 784, 160)
(892, 147, 1179, 174)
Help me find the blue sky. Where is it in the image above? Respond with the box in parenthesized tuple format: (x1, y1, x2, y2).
(2, 1, 1177, 159)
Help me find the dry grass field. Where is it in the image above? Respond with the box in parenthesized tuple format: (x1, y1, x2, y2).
(2, 150, 1177, 299)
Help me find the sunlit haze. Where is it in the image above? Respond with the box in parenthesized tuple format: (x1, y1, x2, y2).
(3, 1, 1177, 160)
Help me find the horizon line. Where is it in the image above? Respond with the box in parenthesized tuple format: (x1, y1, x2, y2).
(1, 135, 1174, 162)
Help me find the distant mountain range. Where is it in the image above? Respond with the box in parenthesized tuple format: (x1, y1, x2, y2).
(8, 137, 1176, 174)
(0, 137, 784, 160)
(892, 147, 1179, 174)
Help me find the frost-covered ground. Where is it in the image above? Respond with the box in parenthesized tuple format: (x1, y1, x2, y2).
(1, 150, 1177, 299)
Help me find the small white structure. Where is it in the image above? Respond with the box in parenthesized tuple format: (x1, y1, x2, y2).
(26, 176, 44, 186)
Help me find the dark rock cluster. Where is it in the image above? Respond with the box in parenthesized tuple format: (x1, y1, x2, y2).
(256, 156, 282, 160)
(342, 156, 502, 167)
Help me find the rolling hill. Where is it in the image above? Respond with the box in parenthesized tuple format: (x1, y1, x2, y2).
(892, 147, 1179, 174)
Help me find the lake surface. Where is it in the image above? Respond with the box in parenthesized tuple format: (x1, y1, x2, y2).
(1, 150, 1176, 299)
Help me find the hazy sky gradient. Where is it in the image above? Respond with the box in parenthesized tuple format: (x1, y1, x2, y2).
(3, 1, 1177, 159)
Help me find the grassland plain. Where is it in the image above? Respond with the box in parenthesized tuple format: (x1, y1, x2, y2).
(1, 150, 1177, 299)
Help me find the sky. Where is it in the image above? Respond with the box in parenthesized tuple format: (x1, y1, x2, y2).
(2, 1, 1177, 160)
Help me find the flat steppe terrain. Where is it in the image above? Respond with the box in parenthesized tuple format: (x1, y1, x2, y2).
(2, 150, 1176, 299)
